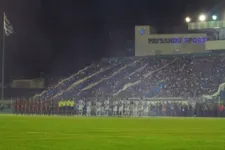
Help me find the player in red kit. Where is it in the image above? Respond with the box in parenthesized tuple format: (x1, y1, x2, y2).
(13, 99, 17, 115)
(32, 100, 35, 115)
(16, 98, 20, 115)
(28, 99, 32, 114)
(54, 99, 59, 115)
(26, 99, 30, 115)
(45, 101, 49, 115)
(37, 100, 41, 115)
(20, 99, 25, 115)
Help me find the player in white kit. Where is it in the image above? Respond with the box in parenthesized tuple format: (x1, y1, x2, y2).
(78, 99, 84, 115)
(143, 101, 149, 116)
(101, 103, 105, 116)
(118, 99, 124, 116)
(124, 99, 130, 117)
(96, 101, 101, 116)
(138, 100, 144, 117)
(104, 99, 110, 116)
(129, 101, 134, 116)
(113, 100, 118, 116)
(133, 100, 139, 116)
(86, 100, 92, 116)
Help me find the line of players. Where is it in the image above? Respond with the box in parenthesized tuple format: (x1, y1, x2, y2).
(13, 99, 151, 116)
(94, 99, 149, 116)
(13, 99, 55, 115)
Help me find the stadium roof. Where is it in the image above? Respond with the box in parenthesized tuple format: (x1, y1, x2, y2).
(188, 20, 225, 30)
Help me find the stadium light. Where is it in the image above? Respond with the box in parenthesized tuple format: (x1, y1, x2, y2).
(185, 17, 191, 23)
(212, 15, 217, 20)
(199, 14, 206, 22)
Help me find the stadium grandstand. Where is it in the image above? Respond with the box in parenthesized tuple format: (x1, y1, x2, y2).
(33, 15, 225, 102)
(3, 2, 225, 149)
(2, 14, 225, 118)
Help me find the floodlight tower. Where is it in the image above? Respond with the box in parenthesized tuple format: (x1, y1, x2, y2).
(185, 17, 191, 23)
(212, 15, 217, 20)
(199, 14, 206, 21)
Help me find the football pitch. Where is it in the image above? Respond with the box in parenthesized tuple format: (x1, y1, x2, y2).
(0, 115, 225, 150)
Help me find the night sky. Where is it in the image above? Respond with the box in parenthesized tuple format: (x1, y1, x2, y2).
(0, 0, 224, 82)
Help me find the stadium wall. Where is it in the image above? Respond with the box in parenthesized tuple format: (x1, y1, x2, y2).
(135, 25, 207, 56)
(206, 40, 225, 51)
(11, 78, 45, 89)
(0, 88, 44, 99)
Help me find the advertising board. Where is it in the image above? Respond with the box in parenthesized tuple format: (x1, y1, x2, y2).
(135, 25, 207, 56)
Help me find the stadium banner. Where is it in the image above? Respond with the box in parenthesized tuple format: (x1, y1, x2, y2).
(206, 40, 225, 51)
(135, 26, 206, 56)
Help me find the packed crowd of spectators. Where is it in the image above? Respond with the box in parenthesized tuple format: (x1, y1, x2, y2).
(35, 53, 225, 100)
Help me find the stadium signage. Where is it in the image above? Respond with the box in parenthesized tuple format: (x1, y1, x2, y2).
(139, 28, 146, 35)
(148, 37, 207, 44)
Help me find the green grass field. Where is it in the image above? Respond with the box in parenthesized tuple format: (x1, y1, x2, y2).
(0, 115, 225, 150)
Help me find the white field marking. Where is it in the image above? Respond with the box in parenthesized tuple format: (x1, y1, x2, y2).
(2, 127, 224, 136)
(26, 131, 48, 134)
(3, 135, 136, 141)
(3, 128, 225, 138)
(144, 136, 225, 143)
(3, 135, 225, 143)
